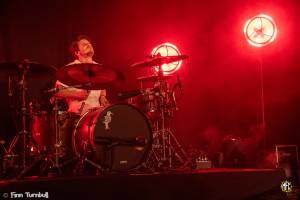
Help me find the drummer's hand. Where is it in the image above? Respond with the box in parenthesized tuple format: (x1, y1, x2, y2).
(99, 95, 109, 106)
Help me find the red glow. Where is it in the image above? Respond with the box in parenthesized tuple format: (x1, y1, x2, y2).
(244, 14, 277, 47)
(151, 43, 182, 74)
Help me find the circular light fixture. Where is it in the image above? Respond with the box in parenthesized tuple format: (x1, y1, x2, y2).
(151, 42, 182, 74)
(244, 14, 277, 47)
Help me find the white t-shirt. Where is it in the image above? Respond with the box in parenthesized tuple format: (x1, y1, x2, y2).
(56, 60, 104, 115)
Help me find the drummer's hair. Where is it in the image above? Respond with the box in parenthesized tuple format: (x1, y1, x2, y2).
(69, 35, 92, 58)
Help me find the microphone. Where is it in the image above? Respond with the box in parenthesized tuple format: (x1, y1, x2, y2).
(117, 89, 142, 100)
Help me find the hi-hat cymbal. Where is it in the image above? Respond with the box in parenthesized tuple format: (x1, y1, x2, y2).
(57, 63, 119, 90)
(131, 55, 188, 68)
(137, 75, 173, 82)
(0, 61, 57, 75)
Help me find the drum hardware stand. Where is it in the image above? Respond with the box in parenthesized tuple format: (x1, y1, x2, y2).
(41, 97, 66, 177)
(147, 62, 189, 169)
(7, 62, 47, 179)
(50, 97, 72, 174)
(4, 63, 35, 178)
(73, 140, 104, 176)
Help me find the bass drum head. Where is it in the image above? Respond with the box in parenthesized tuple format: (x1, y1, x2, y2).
(92, 104, 152, 171)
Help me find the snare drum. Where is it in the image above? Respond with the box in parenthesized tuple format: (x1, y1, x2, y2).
(72, 104, 152, 171)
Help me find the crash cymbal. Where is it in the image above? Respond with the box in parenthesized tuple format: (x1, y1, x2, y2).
(137, 75, 173, 82)
(131, 55, 188, 68)
(57, 63, 119, 90)
(0, 61, 57, 75)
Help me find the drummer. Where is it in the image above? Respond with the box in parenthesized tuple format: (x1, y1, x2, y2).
(55, 35, 109, 115)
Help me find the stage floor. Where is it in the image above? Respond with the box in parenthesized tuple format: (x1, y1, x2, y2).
(0, 168, 288, 200)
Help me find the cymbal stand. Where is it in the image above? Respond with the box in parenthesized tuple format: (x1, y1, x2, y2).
(2, 62, 47, 179)
(15, 63, 54, 178)
(149, 64, 188, 169)
(53, 98, 60, 168)
(5, 63, 31, 172)
(43, 97, 64, 176)
(1, 75, 19, 176)
(20, 64, 29, 169)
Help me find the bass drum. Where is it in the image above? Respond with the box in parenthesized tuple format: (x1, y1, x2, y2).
(72, 104, 152, 171)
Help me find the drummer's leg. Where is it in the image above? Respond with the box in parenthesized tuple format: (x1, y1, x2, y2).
(59, 113, 78, 158)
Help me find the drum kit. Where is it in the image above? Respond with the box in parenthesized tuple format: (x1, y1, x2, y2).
(0, 54, 189, 178)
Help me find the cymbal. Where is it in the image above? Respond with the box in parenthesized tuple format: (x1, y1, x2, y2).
(131, 55, 188, 68)
(57, 63, 118, 90)
(137, 75, 173, 82)
(0, 61, 57, 75)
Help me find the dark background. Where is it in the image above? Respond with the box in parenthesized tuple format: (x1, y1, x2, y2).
(0, 0, 299, 160)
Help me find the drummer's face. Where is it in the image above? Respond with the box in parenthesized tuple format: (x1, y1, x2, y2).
(76, 39, 94, 57)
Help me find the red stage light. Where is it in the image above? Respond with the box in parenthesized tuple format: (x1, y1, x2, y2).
(244, 14, 277, 47)
(151, 43, 182, 74)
